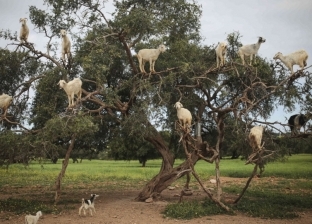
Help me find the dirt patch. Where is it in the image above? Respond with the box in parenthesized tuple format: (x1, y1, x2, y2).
(1, 178, 312, 224)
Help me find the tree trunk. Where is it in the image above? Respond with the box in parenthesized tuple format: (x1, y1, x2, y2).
(136, 131, 175, 201)
(142, 160, 146, 167)
(234, 163, 258, 204)
(135, 103, 216, 201)
(136, 122, 210, 201)
(215, 113, 225, 201)
(54, 133, 76, 205)
(135, 150, 202, 201)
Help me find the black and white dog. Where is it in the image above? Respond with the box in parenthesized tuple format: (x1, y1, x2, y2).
(79, 194, 99, 216)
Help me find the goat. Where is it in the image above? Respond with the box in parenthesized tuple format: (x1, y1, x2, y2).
(19, 18, 29, 43)
(174, 101, 192, 129)
(0, 94, 13, 116)
(273, 50, 308, 74)
(25, 211, 42, 224)
(79, 194, 99, 216)
(60, 29, 71, 61)
(238, 37, 266, 66)
(247, 126, 266, 175)
(58, 78, 82, 108)
(288, 113, 311, 135)
(248, 126, 264, 152)
(215, 42, 227, 68)
(136, 44, 166, 74)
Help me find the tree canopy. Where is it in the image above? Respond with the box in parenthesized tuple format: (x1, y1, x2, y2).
(0, 0, 311, 206)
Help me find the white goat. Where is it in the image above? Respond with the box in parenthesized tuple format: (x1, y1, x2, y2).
(174, 101, 192, 129)
(58, 78, 82, 107)
(248, 126, 264, 152)
(216, 42, 227, 68)
(60, 29, 71, 61)
(137, 44, 166, 74)
(79, 194, 99, 216)
(273, 50, 308, 74)
(19, 18, 29, 43)
(238, 37, 266, 65)
(0, 93, 13, 116)
(25, 211, 42, 224)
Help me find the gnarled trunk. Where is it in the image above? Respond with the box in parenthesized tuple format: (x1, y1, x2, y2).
(54, 133, 76, 204)
(136, 125, 207, 201)
(135, 149, 202, 201)
(215, 113, 225, 200)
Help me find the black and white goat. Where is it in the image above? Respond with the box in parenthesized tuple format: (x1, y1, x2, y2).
(238, 36, 266, 66)
(288, 114, 311, 135)
(79, 194, 99, 216)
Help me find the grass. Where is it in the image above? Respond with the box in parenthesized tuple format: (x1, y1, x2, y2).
(163, 185, 312, 220)
(0, 198, 56, 215)
(164, 177, 312, 220)
(0, 154, 312, 219)
(1, 154, 312, 188)
(164, 199, 234, 219)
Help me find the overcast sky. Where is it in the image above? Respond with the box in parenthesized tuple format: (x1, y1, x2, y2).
(1, 0, 311, 129)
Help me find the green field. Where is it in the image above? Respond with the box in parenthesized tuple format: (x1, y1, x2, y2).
(0, 154, 312, 219)
(1, 154, 312, 188)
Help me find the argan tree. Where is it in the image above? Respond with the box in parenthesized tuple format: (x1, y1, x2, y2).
(1, 0, 311, 209)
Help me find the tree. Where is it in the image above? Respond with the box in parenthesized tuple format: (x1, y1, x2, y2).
(1, 0, 311, 210)
(108, 127, 164, 166)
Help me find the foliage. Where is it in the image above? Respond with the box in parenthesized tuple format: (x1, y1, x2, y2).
(233, 197, 300, 219)
(163, 199, 232, 219)
(163, 192, 310, 220)
(25, 114, 98, 164)
(1, 0, 312, 204)
(0, 49, 43, 130)
(0, 198, 56, 215)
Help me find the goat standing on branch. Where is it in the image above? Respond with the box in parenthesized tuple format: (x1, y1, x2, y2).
(174, 101, 192, 130)
(58, 78, 82, 108)
(288, 113, 311, 135)
(215, 42, 227, 68)
(136, 44, 166, 74)
(60, 29, 71, 61)
(249, 125, 264, 153)
(273, 50, 308, 75)
(238, 37, 266, 66)
(246, 125, 266, 168)
(0, 93, 13, 117)
(19, 18, 29, 43)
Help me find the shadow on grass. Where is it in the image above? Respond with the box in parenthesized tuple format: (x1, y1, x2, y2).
(163, 190, 312, 220)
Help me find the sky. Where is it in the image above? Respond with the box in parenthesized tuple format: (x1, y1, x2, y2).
(0, 0, 311, 131)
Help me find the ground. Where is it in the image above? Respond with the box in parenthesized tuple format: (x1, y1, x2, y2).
(1, 178, 312, 224)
